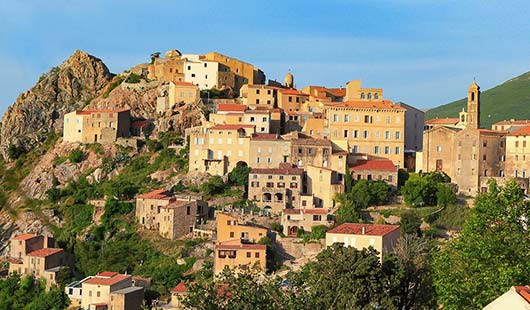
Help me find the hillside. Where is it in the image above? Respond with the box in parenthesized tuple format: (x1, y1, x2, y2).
(425, 71, 530, 128)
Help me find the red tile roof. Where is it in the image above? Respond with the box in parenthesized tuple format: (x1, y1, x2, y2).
(172, 282, 188, 293)
(27, 248, 63, 258)
(424, 117, 459, 125)
(349, 159, 397, 172)
(284, 208, 328, 215)
(251, 133, 280, 140)
(173, 81, 196, 87)
(250, 163, 304, 175)
(97, 271, 119, 277)
(278, 89, 309, 96)
(515, 286, 530, 304)
(84, 273, 131, 286)
(217, 103, 247, 112)
(493, 119, 530, 126)
(216, 242, 266, 250)
(509, 126, 530, 136)
(325, 100, 404, 110)
(327, 87, 346, 97)
(210, 124, 254, 130)
(137, 189, 173, 200)
(328, 223, 400, 236)
(12, 234, 37, 241)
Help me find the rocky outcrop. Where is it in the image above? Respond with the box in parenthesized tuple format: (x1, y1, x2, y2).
(0, 50, 113, 159)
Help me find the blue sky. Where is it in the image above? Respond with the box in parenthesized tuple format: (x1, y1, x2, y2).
(2, 0, 530, 116)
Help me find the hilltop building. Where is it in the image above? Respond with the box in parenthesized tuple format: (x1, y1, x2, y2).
(8, 234, 71, 289)
(325, 223, 400, 261)
(419, 81, 506, 194)
(214, 213, 268, 275)
(483, 285, 530, 310)
(63, 108, 131, 144)
(135, 189, 209, 240)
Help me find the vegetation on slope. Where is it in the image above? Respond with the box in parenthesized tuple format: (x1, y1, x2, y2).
(426, 71, 530, 128)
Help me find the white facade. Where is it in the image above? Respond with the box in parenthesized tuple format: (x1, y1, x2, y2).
(182, 54, 219, 89)
(63, 111, 85, 143)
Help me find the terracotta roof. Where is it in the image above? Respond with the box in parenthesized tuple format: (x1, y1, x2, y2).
(76, 108, 130, 115)
(424, 118, 459, 125)
(325, 100, 404, 110)
(251, 133, 281, 140)
(83, 273, 131, 286)
(160, 200, 193, 209)
(515, 286, 530, 304)
(27, 248, 63, 258)
(217, 103, 247, 112)
(250, 163, 304, 175)
(493, 119, 530, 126)
(12, 234, 37, 241)
(283, 209, 302, 215)
(97, 271, 118, 277)
(509, 126, 530, 136)
(328, 223, 400, 236)
(172, 282, 188, 293)
(137, 189, 173, 200)
(216, 242, 266, 250)
(173, 81, 196, 87)
(349, 159, 397, 172)
(327, 87, 346, 97)
(210, 124, 254, 130)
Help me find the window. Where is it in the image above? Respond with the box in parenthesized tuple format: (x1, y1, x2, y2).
(361, 93, 366, 99)
(313, 215, 322, 221)
(230, 232, 235, 238)
(290, 182, 298, 188)
(255, 252, 260, 258)
(367, 93, 372, 100)
(288, 96, 293, 102)
(363, 130, 369, 139)
(344, 115, 350, 122)
(437, 146, 442, 152)
(395, 147, 401, 155)
(256, 89, 260, 94)
(384, 146, 390, 154)
(385, 131, 390, 140)
(352, 145, 359, 153)
(386, 116, 391, 124)
(395, 131, 401, 140)
(353, 130, 359, 138)
(97, 291, 100, 297)
(374, 93, 379, 99)
(374, 146, 380, 154)
(483, 140, 487, 147)
(483, 155, 486, 161)
(516, 141, 519, 148)
(266, 182, 274, 188)
(187, 206, 190, 215)
(191, 73, 196, 77)
(343, 130, 348, 138)
(247, 252, 251, 258)
(333, 114, 338, 122)
(364, 115, 372, 123)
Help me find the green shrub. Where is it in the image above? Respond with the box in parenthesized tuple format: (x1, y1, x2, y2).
(69, 148, 84, 163)
(201, 176, 226, 196)
(126, 73, 142, 83)
(7, 144, 25, 160)
(436, 183, 457, 207)
(103, 76, 125, 98)
(270, 222, 283, 234)
(228, 166, 250, 187)
(400, 210, 422, 236)
(146, 139, 163, 152)
(310, 225, 328, 240)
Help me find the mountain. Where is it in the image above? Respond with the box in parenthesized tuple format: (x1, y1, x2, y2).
(0, 50, 114, 160)
(425, 71, 530, 129)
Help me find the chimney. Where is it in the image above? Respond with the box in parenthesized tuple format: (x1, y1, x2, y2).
(361, 227, 366, 235)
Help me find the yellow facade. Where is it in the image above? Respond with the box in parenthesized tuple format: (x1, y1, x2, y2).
(214, 240, 266, 276)
(325, 101, 406, 168)
(344, 80, 383, 102)
(216, 213, 267, 243)
(240, 84, 277, 109)
(63, 109, 131, 144)
(306, 165, 343, 209)
(204, 52, 265, 91)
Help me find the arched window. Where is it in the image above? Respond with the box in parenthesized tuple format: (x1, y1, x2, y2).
(367, 93, 372, 100)
(361, 93, 366, 99)
(471, 92, 475, 101)
(374, 93, 379, 99)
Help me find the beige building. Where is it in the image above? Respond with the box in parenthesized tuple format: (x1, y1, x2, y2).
(277, 88, 309, 112)
(210, 108, 272, 134)
(281, 208, 333, 236)
(148, 50, 186, 83)
(215, 213, 268, 275)
(249, 133, 291, 168)
(80, 271, 143, 310)
(135, 189, 209, 240)
(248, 163, 304, 215)
(483, 285, 530, 310)
(63, 108, 131, 144)
(343, 80, 383, 102)
(8, 234, 70, 288)
(505, 126, 530, 180)
(349, 158, 398, 189)
(420, 81, 506, 194)
(306, 165, 344, 209)
(325, 100, 406, 168)
(395, 101, 424, 152)
(492, 119, 530, 133)
(325, 223, 400, 260)
(240, 84, 278, 109)
(203, 52, 266, 92)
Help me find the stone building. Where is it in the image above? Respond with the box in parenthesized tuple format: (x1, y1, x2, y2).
(215, 213, 268, 275)
(8, 234, 71, 289)
(203, 52, 266, 92)
(281, 208, 333, 236)
(306, 165, 344, 209)
(135, 189, 209, 240)
(78, 271, 144, 310)
(277, 88, 309, 112)
(349, 158, 399, 189)
(63, 108, 131, 144)
(420, 81, 506, 195)
(240, 84, 278, 109)
(248, 163, 305, 215)
(325, 223, 400, 261)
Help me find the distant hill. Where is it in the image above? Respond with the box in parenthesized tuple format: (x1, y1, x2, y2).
(425, 71, 530, 129)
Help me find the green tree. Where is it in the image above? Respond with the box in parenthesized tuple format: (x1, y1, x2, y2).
(436, 183, 456, 207)
(201, 176, 226, 196)
(433, 179, 530, 309)
(399, 210, 422, 236)
(334, 192, 361, 224)
(68, 148, 84, 163)
(228, 166, 250, 187)
(402, 174, 437, 207)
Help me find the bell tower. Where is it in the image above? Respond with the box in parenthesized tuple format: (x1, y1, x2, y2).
(467, 80, 480, 129)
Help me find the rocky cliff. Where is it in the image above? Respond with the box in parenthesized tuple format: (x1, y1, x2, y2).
(0, 50, 113, 159)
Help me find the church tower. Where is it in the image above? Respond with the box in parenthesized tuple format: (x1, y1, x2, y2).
(467, 80, 480, 129)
